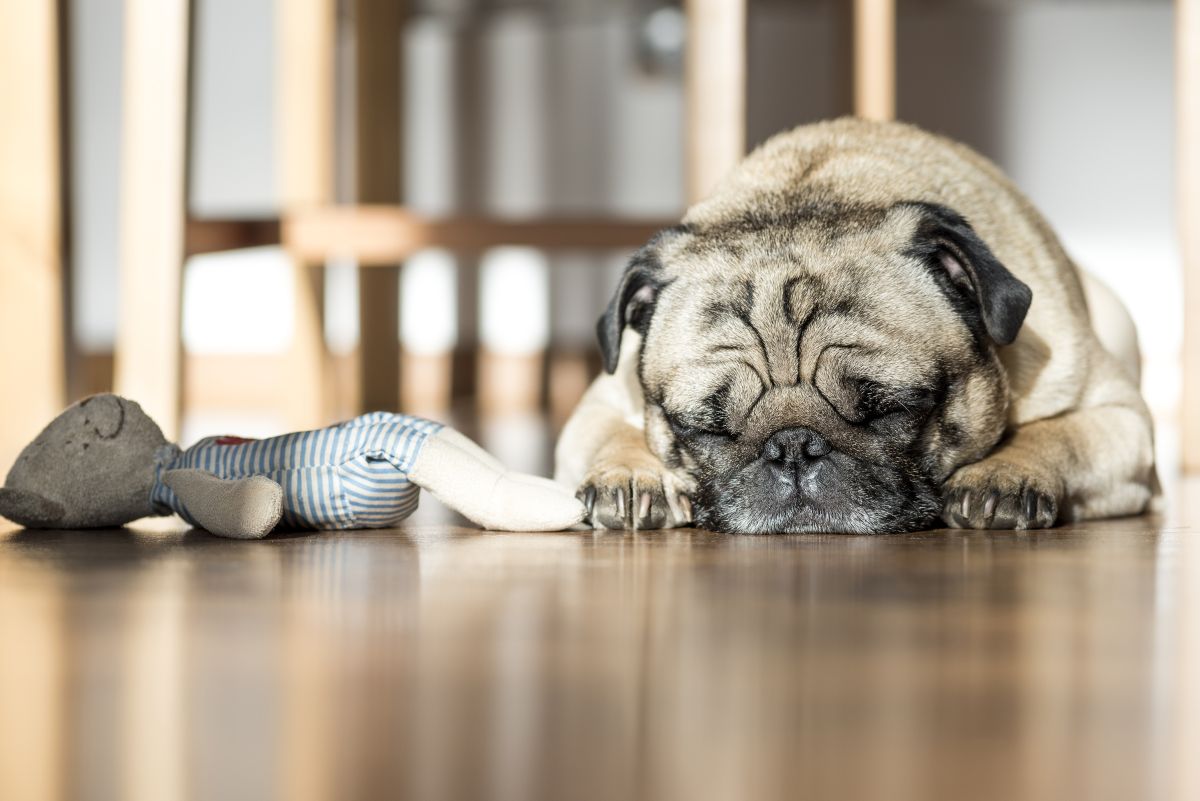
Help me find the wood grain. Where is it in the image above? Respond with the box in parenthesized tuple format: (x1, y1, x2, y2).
(0, 481, 1197, 801)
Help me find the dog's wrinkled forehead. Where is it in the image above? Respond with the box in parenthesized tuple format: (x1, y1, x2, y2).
(643, 204, 971, 404)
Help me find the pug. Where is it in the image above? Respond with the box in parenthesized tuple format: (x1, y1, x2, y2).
(555, 118, 1156, 533)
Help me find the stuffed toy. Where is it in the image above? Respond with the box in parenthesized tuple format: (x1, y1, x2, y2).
(0, 394, 585, 538)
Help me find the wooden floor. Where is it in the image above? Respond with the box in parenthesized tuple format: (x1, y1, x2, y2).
(2, 479, 1199, 801)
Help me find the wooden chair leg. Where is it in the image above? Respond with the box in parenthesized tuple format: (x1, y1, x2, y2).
(355, 0, 404, 413)
(853, 0, 896, 121)
(114, 0, 192, 438)
(1181, 0, 1200, 472)
(0, 0, 66, 470)
(278, 0, 336, 430)
(287, 262, 331, 428)
(684, 0, 747, 205)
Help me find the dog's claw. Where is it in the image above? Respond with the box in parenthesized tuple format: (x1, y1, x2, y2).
(942, 463, 1061, 530)
(982, 492, 997, 520)
(576, 465, 695, 531)
(678, 494, 693, 523)
(579, 486, 596, 519)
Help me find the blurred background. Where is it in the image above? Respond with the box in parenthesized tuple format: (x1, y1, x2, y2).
(0, 0, 1191, 504)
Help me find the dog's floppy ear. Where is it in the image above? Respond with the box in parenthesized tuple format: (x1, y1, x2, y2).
(596, 227, 684, 374)
(0, 487, 65, 528)
(906, 202, 1032, 346)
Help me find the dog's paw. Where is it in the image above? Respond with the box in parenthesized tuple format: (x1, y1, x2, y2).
(577, 461, 695, 531)
(941, 460, 1063, 530)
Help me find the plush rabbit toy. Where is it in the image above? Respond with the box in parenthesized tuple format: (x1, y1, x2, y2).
(0, 394, 585, 538)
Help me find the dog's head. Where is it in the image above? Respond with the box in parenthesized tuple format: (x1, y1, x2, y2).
(598, 201, 1031, 533)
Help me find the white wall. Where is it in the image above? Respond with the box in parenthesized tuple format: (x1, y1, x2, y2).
(190, 0, 277, 217)
(69, 0, 123, 352)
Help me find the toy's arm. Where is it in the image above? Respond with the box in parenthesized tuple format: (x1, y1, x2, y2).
(161, 469, 283, 539)
(410, 429, 586, 531)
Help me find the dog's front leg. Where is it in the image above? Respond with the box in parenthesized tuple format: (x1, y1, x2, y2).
(942, 360, 1155, 528)
(555, 335, 694, 530)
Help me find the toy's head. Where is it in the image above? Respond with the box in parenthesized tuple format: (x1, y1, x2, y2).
(0, 395, 169, 529)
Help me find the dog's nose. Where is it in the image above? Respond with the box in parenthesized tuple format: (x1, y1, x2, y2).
(762, 427, 831, 474)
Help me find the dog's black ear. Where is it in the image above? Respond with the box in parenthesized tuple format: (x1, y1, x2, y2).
(907, 202, 1032, 346)
(596, 227, 683, 374)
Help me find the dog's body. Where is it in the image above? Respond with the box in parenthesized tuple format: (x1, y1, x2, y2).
(556, 118, 1155, 533)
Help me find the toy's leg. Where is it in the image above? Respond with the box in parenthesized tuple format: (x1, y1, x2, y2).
(161, 469, 283, 539)
(410, 430, 585, 531)
(431, 427, 506, 472)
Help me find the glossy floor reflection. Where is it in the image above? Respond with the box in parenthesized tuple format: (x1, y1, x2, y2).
(1, 485, 1199, 801)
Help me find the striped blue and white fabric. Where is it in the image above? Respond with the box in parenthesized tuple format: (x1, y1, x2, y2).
(150, 412, 444, 531)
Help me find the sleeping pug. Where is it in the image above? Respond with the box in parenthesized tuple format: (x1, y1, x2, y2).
(555, 118, 1155, 533)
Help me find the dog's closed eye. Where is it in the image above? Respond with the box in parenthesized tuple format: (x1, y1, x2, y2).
(857, 381, 936, 422)
(664, 411, 735, 442)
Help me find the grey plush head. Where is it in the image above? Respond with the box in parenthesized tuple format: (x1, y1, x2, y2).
(599, 202, 1029, 534)
(0, 395, 169, 529)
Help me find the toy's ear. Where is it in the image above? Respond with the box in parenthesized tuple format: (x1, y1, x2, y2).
(0, 487, 65, 528)
(80, 394, 126, 438)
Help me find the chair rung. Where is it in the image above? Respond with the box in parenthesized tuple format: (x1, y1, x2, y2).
(185, 218, 282, 256)
(281, 205, 676, 264)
